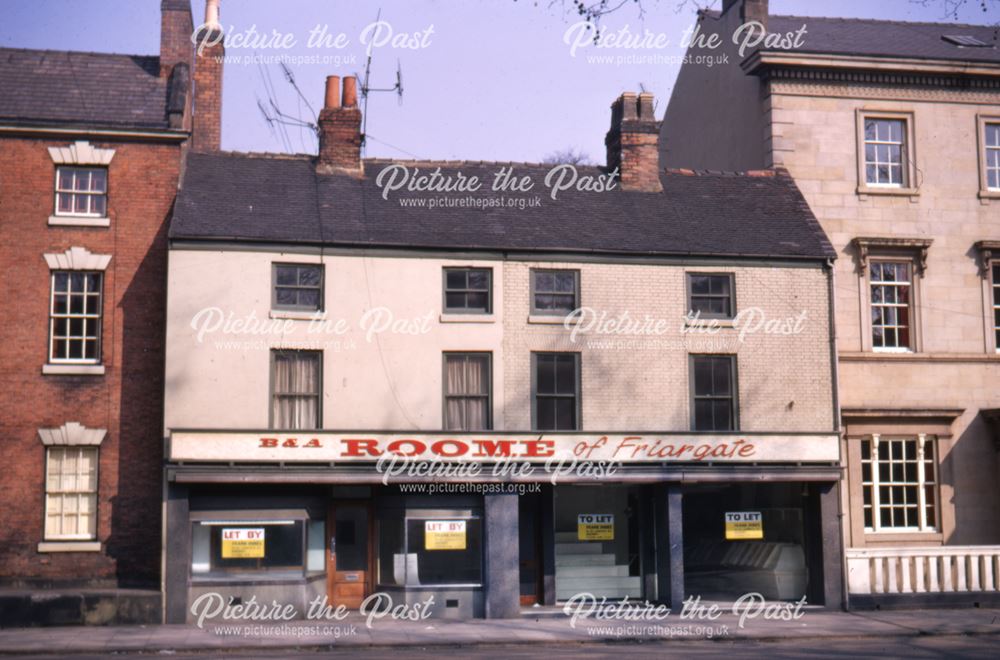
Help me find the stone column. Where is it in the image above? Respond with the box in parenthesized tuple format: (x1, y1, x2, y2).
(484, 492, 520, 618)
(163, 481, 190, 624)
(654, 484, 684, 611)
(819, 481, 845, 609)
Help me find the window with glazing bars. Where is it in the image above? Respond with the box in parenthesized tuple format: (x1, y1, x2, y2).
(861, 435, 936, 532)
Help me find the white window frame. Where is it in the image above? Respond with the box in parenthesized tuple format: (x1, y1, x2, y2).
(861, 434, 937, 533)
(48, 271, 103, 365)
(856, 110, 918, 196)
(44, 446, 99, 541)
(54, 165, 108, 218)
(993, 262, 1000, 354)
(978, 115, 1000, 198)
(869, 259, 914, 353)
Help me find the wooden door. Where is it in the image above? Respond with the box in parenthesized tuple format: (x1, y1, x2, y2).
(327, 501, 373, 608)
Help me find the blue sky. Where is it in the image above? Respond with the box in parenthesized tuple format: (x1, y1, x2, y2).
(2, 1, 996, 162)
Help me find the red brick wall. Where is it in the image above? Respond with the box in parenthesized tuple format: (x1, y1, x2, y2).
(0, 136, 181, 587)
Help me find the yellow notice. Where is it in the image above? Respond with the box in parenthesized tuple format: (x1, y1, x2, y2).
(221, 528, 265, 558)
(425, 520, 466, 550)
(725, 512, 763, 540)
(577, 514, 614, 541)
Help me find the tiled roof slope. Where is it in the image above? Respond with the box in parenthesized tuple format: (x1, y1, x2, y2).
(0, 48, 170, 130)
(753, 13, 1000, 64)
(170, 152, 835, 261)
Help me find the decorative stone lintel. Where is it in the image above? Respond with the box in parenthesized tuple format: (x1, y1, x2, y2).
(38, 422, 107, 447)
(853, 236, 933, 276)
(47, 141, 115, 166)
(43, 246, 111, 271)
(974, 240, 1000, 278)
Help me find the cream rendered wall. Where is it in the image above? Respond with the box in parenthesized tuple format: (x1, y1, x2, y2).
(165, 250, 505, 431)
(165, 250, 835, 434)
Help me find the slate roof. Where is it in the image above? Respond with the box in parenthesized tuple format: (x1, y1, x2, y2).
(765, 14, 1000, 64)
(709, 12, 1000, 65)
(0, 48, 171, 130)
(169, 152, 835, 261)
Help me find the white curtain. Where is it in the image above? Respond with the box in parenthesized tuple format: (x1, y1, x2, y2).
(445, 355, 488, 430)
(273, 352, 320, 429)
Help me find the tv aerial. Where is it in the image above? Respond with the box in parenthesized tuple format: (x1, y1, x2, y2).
(358, 8, 405, 154)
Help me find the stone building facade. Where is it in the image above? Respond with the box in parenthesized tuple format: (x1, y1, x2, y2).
(663, 0, 1000, 606)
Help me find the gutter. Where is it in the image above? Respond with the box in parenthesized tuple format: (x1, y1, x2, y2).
(0, 123, 189, 142)
(826, 256, 849, 610)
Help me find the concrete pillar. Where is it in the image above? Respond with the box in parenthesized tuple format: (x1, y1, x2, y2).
(541, 485, 556, 606)
(655, 484, 684, 611)
(484, 492, 520, 618)
(163, 482, 190, 624)
(819, 481, 845, 609)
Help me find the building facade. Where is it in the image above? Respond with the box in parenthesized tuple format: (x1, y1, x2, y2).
(663, 0, 1000, 606)
(161, 75, 844, 622)
(0, 0, 222, 625)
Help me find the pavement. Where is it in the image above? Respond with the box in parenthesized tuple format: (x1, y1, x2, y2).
(0, 605, 998, 655)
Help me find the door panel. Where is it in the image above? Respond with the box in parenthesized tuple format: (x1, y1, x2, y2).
(327, 501, 372, 608)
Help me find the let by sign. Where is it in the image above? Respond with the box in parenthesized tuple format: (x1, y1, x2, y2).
(221, 528, 265, 558)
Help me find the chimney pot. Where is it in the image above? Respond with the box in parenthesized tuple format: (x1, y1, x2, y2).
(325, 76, 341, 110)
(205, 0, 221, 28)
(342, 76, 358, 108)
(317, 73, 362, 175)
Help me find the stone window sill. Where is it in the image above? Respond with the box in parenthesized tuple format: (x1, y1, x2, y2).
(979, 190, 1000, 202)
(37, 541, 101, 553)
(527, 314, 579, 325)
(269, 309, 325, 321)
(685, 318, 735, 329)
(862, 531, 943, 544)
(48, 215, 110, 228)
(440, 313, 495, 323)
(857, 186, 919, 201)
(42, 364, 105, 376)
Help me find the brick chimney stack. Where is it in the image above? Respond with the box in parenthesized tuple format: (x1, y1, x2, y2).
(722, 0, 769, 27)
(606, 92, 662, 193)
(317, 75, 363, 176)
(193, 0, 224, 151)
(159, 0, 192, 79)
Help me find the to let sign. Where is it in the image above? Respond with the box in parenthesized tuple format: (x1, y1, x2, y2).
(578, 513, 614, 541)
(425, 520, 466, 550)
(725, 512, 763, 540)
(221, 528, 265, 558)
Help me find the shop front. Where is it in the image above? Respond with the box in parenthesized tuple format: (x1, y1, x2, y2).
(163, 430, 844, 623)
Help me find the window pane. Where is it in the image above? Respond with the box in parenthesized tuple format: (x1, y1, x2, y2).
(90, 169, 107, 192)
(298, 289, 320, 309)
(536, 356, 555, 394)
(555, 356, 576, 394)
(446, 270, 466, 289)
(467, 292, 488, 311)
(712, 359, 731, 395)
(554, 399, 576, 430)
(693, 358, 713, 396)
(405, 518, 482, 585)
(275, 266, 296, 285)
(536, 399, 555, 431)
(298, 266, 321, 286)
(467, 270, 489, 290)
